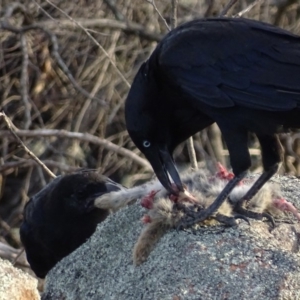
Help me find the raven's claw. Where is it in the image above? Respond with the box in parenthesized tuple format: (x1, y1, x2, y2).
(175, 201, 273, 230)
(175, 206, 228, 229)
(233, 213, 251, 226)
(214, 213, 251, 226)
(234, 202, 276, 228)
(214, 213, 238, 226)
(176, 209, 251, 230)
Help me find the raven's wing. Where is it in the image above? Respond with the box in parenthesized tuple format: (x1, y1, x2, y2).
(158, 18, 300, 111)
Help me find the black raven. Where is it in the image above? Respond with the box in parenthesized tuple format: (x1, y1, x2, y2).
(125, 17, 300, 227)
(20, 170, 122, 278)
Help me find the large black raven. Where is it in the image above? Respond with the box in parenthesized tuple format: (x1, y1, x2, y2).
(125, 17, 300, 227)
(20, 170, 122, 278)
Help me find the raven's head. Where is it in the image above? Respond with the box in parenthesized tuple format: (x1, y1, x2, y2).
(125, 62, 184, 195)
(128, 129, 184, 195)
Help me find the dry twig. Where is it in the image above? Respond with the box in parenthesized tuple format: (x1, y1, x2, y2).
(0, 160, 78, 174)
(1, 2, 105, 105)
(37, 18, 163, 42)
(170, 0, 178, 29)
(0, 112, 56, 178)
(146, 0, 171, 31)
(234, 0, 263, 18)
(20, 33, 31, 130)
(219, 0, 239, 16)
(45, 0, 131, 89)
(0, 128, 152, 171)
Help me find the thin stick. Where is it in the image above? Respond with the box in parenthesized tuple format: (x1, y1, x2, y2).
(234, 0, 263, 17)
(0, 159, 79, 173)
(20, 33, 31, 129)
(146, 0, 171, 31)
(1, 3, 106, 105)
(45, 0, 130, 89)
(170, 0, 178, 29)
(12, 248, 25, 266)
(187, 137, 198, 169)
(37, 18, 163, 42)
(219, 0, 239, 17)
(0, 128, 152, 171)
(103, 0, 126, 21)
(0, 112, 56, 178)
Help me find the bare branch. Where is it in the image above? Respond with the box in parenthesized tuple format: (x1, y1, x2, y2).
(45, 0, 131, 89)
(1, 4, 106, 106)
(219, 0, 239, 17)
(186, 137, 198, 169)
(103, 0, 126, 21)
(208, 124, 225, 166)
(0, 128, 152, 171)
(0, 160, 78, 174)
(146, 0, 171, 31)
(204, 0, 215, 17)
(274, 0, 298, 25)
(37, 18, 163, 42)
(234, 0, 263, 18)
(0, 112, 56, 178)
(3, 2, 28, 19)
(20, 33, 31, 129)
(0, 242, 29, 268)
(12, 248, 25, 266)
(170, 0, 178, 29)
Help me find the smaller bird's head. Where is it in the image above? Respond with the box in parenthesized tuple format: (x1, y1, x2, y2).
(125, 62, 184, 195)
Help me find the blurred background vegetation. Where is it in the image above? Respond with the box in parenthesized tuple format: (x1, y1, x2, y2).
(0, 0, 300, 288)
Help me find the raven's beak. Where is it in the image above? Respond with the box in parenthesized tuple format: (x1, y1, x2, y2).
(146, 147, 184, 194)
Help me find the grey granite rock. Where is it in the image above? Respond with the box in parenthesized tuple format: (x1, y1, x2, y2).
(43, 175, 300, 300)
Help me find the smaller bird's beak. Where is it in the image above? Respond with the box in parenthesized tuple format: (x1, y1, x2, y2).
(146, 147, 184, 194)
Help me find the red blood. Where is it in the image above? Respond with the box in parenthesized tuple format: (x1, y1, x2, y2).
(214, 162, 243, 185)
(273, 197, 300, 221)
(168, 183, 182, 202)
(141, 214, 152, 224)
(169, 194, 179, 202)
(141, 190, 159, 209)
(216, 162, 235, 181)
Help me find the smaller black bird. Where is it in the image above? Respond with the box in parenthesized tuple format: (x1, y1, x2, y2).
(20, 170, 122, 278)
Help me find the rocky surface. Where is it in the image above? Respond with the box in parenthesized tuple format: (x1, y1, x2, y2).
(43, 175, 300, 300)
(0, 258, 40, 300)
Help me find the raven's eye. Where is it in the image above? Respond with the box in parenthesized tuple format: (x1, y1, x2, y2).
(143, 140, 151, 148)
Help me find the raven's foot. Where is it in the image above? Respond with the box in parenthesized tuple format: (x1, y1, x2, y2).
(175, 205, 249, 230)
(234, 202, 276, 228)
(214, 213, 250, 226)
(174, 202, 203, 213)
(175, 200, 236, 230)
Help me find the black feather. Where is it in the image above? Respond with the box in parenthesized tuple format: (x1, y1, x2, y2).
(20, 170, 122, 278)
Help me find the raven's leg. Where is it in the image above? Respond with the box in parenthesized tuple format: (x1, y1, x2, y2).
(233, 166, 278, 224)
(234, 134, 282, 224)
(177, 126, 250, 229)
(177, 172, 246, 229)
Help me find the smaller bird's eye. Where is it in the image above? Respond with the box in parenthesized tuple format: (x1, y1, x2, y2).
(143, 140, 151, 148)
